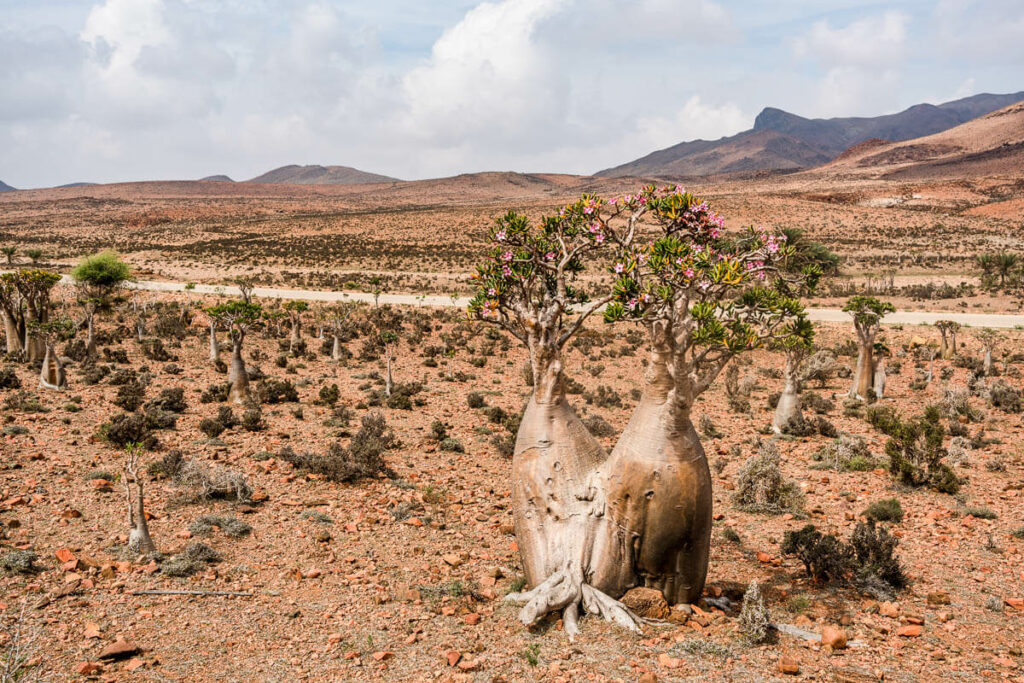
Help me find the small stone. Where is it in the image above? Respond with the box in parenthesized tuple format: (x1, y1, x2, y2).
(463, 613, 481, 625)
(821, 625, 848, 650)
(98, 638, 139, 660)
(371, 651, 393, 661)
(620, 587, 669, 619)
(638, 674, 658, 683)
(314, 530, 331, 543)
(926, 592, 951, 606)
(657, 652, 681, 669)
(442, 553, 463, 567)
(879, 601, 899, 618)
(778, 656, 800, 675)
(75, 661, 102, 676)
(896, 625, 922, 638)
(446, 650, 461, 667)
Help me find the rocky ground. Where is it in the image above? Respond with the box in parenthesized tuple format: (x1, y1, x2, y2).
(1, 295, 1023, 682)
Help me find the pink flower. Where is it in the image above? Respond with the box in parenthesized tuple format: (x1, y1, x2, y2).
(487, 288, 497, 296)
(684, 268, 695, 279)
(502, 266, 511, 277)
(614, 263, 625, 274)
(545, 252, 556, 261)
(594, 234, 605, 244)
(496, 230, 507, 242)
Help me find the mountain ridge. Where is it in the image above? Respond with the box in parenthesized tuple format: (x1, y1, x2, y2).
(597, 91, 1024, 179)
(247, 164, 399, 185)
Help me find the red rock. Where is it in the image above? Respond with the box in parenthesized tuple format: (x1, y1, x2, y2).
(302, 569, 321, 579)
(446, 650, 461, 667)
(125, 658, 145, 672)
(55, 548, 76, 563)
(821, 625, 848, 649)
(457, 659, 479, 671)
(98, 637, 139, 659)
(638, 674, 658, 683)
(896, 625, 922, 638)
(250, 489, 268, 502)
(371, 651, 393, 661)
(406, 517, 424, 527)
(463, 613, 481, 625)
(879, 601, 899, 618)
(1005, 598, 1024, 610)
(442, 553, 463, 567)
(327, 633, 344, 644)
(83, 623, 102, 639)
(756, 551, 772, 563)
(926, 592, 951, 606)
(778, 656, 800, 675)
(657, 653, 681, 668)
(75, 661, 102, 676)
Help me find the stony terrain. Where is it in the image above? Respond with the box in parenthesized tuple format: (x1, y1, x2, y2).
(1, 293, 1023, 682)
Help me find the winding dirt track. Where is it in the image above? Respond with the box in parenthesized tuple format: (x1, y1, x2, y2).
(110, 277, 1024, 329)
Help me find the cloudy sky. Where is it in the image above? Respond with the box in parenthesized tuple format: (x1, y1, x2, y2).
(1, 0, 1022, 188)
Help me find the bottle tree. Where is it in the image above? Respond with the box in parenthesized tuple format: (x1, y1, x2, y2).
(284, 300, 309, 354)
(469, 195, 659, 637)
(205, 301, 262, 404)
(597, 188, 816, 609)
(843, 296, 894, 400)
(70, 250, 133, 355)
(13, 269, 62, 362)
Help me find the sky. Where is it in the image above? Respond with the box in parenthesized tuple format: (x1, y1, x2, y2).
(1, 0, 1022, 188)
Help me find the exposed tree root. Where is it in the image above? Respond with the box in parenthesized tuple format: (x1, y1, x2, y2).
(505, 567, 644, 641)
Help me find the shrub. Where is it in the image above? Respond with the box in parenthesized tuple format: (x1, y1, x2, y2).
(738, 581, 772, 644)
(217, 406, 239, 428)
(583, 385, 622, 409)
(883, 405, 960, 493)
(200, 382, 230, 403)
(140, 338, 175, 362)
(813, 435, 876, 471)
(988, 381, 1022, 413)
(144, 407, 177, 430)
(279, 413, 395, 482)
(147, 450, 184, 478)
(801, 392, 833, 414)
(581, 415, 615, 438)
(102, 413, 156, 449)
(440, 437, 465, 453)
(241, 406, 265, 432)
(484, 405, 507, 424)
(199, 418, 226, 438)
(699, 414, 722, 438)
(491, 433, 515, 458)
(255, 378, 299, 404)
(189, 515, 252, 538)
(781, 520, 906, 595)
(467, 392, 486, 409)
(147, 387, 187, 413)
(0, 367, 20, 389)
(318, 383, 340, 406)
(81, 363, 111, 385)
(113, 381, 146, 412)
(0, 550, 38, 574)
(173, 457, 252, 501)
(430, 420, 448, 441)
(324, 405, 352, 428)
(734, 441, 802, 514)
(863, 498, 904, 523)
(941, 387, 982, 422)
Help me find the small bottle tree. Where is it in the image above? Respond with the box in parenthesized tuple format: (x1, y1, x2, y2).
(13, 269, 61, 362)
(771, 317, 815, 434)
(32, 318, 75, 390)
(935, 320, 961, 360)
(0, 274, 25, 355)
(122, 443, 156, 554)
(368, 305, 404, 397)
(284, 300, 309, 354)
(1, 246, 16, 266)
(327, 302, 359, 362)
(205, 301, 262, 404)
(843, 296, 894, 400)
(977, 328, 1001, 376)
(70, 250, 133, 355)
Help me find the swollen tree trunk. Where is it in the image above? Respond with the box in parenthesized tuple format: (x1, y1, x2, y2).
(589, 342, 712, 606)
(125, 470, 155, 554)
(850, 337, 875, 400)
(2, 309, 22, 355)
(983, 347, 994, 375)
(873, 357, 886, 399)
(227, 340, 249, 404)
(289, 314, 302, 353)
(39, 344, 66, 390)
(950, 329, 958, 357)
(135, 316, 145, 343)
(938, 331, 950, 360)
(384, 349, 393, 397)
(331, 334, 343, 361)
(772, 350, 804, 435)
(209, 322, 219, 363)
(85, 311, 96, 357)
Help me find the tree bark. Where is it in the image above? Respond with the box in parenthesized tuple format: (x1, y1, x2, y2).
(209, 322, 219, 363)
(331, 334, 342, 361)
(938, 331, 950, 360)
(873, 357, 886, 399)
(2, 309, 22, 355)
(983, 347, 993, 376)
(289, 314, 302, 353)
(850, 338, 875, 399)
(126, 474, 155, 554)
(589, 343, 712, 606)
(85, 311, 96, 357)
(384, 348, 393, 397)
(227, 340, 249, 404)
(772, 350, 804, 435)
(39, 343, 65, 390)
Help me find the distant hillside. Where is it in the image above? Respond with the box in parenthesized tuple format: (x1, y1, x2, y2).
(247, 165, 399, 185)
(597, 91, 1024, 179)
(0, 180, 16, 192)
(58, 182, 98, 188)
(822, 100, 1024, 180)
(200, 175, 234, 182)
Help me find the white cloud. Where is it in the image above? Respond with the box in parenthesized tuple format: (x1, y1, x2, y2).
(793, 11, 909, 68)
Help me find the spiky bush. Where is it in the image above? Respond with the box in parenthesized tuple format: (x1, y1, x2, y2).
(880, 405, 960, 493)
(734, 441, 803, 514)
(738, 581, 773, 644)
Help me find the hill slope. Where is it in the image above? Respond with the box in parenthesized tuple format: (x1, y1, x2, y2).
(200, 174, 235, 182)
(247, 164, 399, 185)
(0, 180, 15, 192)
(821, 100, 1024, 179)
(597, 91, 1024, 179)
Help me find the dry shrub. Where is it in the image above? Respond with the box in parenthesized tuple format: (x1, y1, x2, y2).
(734, 440, 803, 514)
(279, 412, 395, 482)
